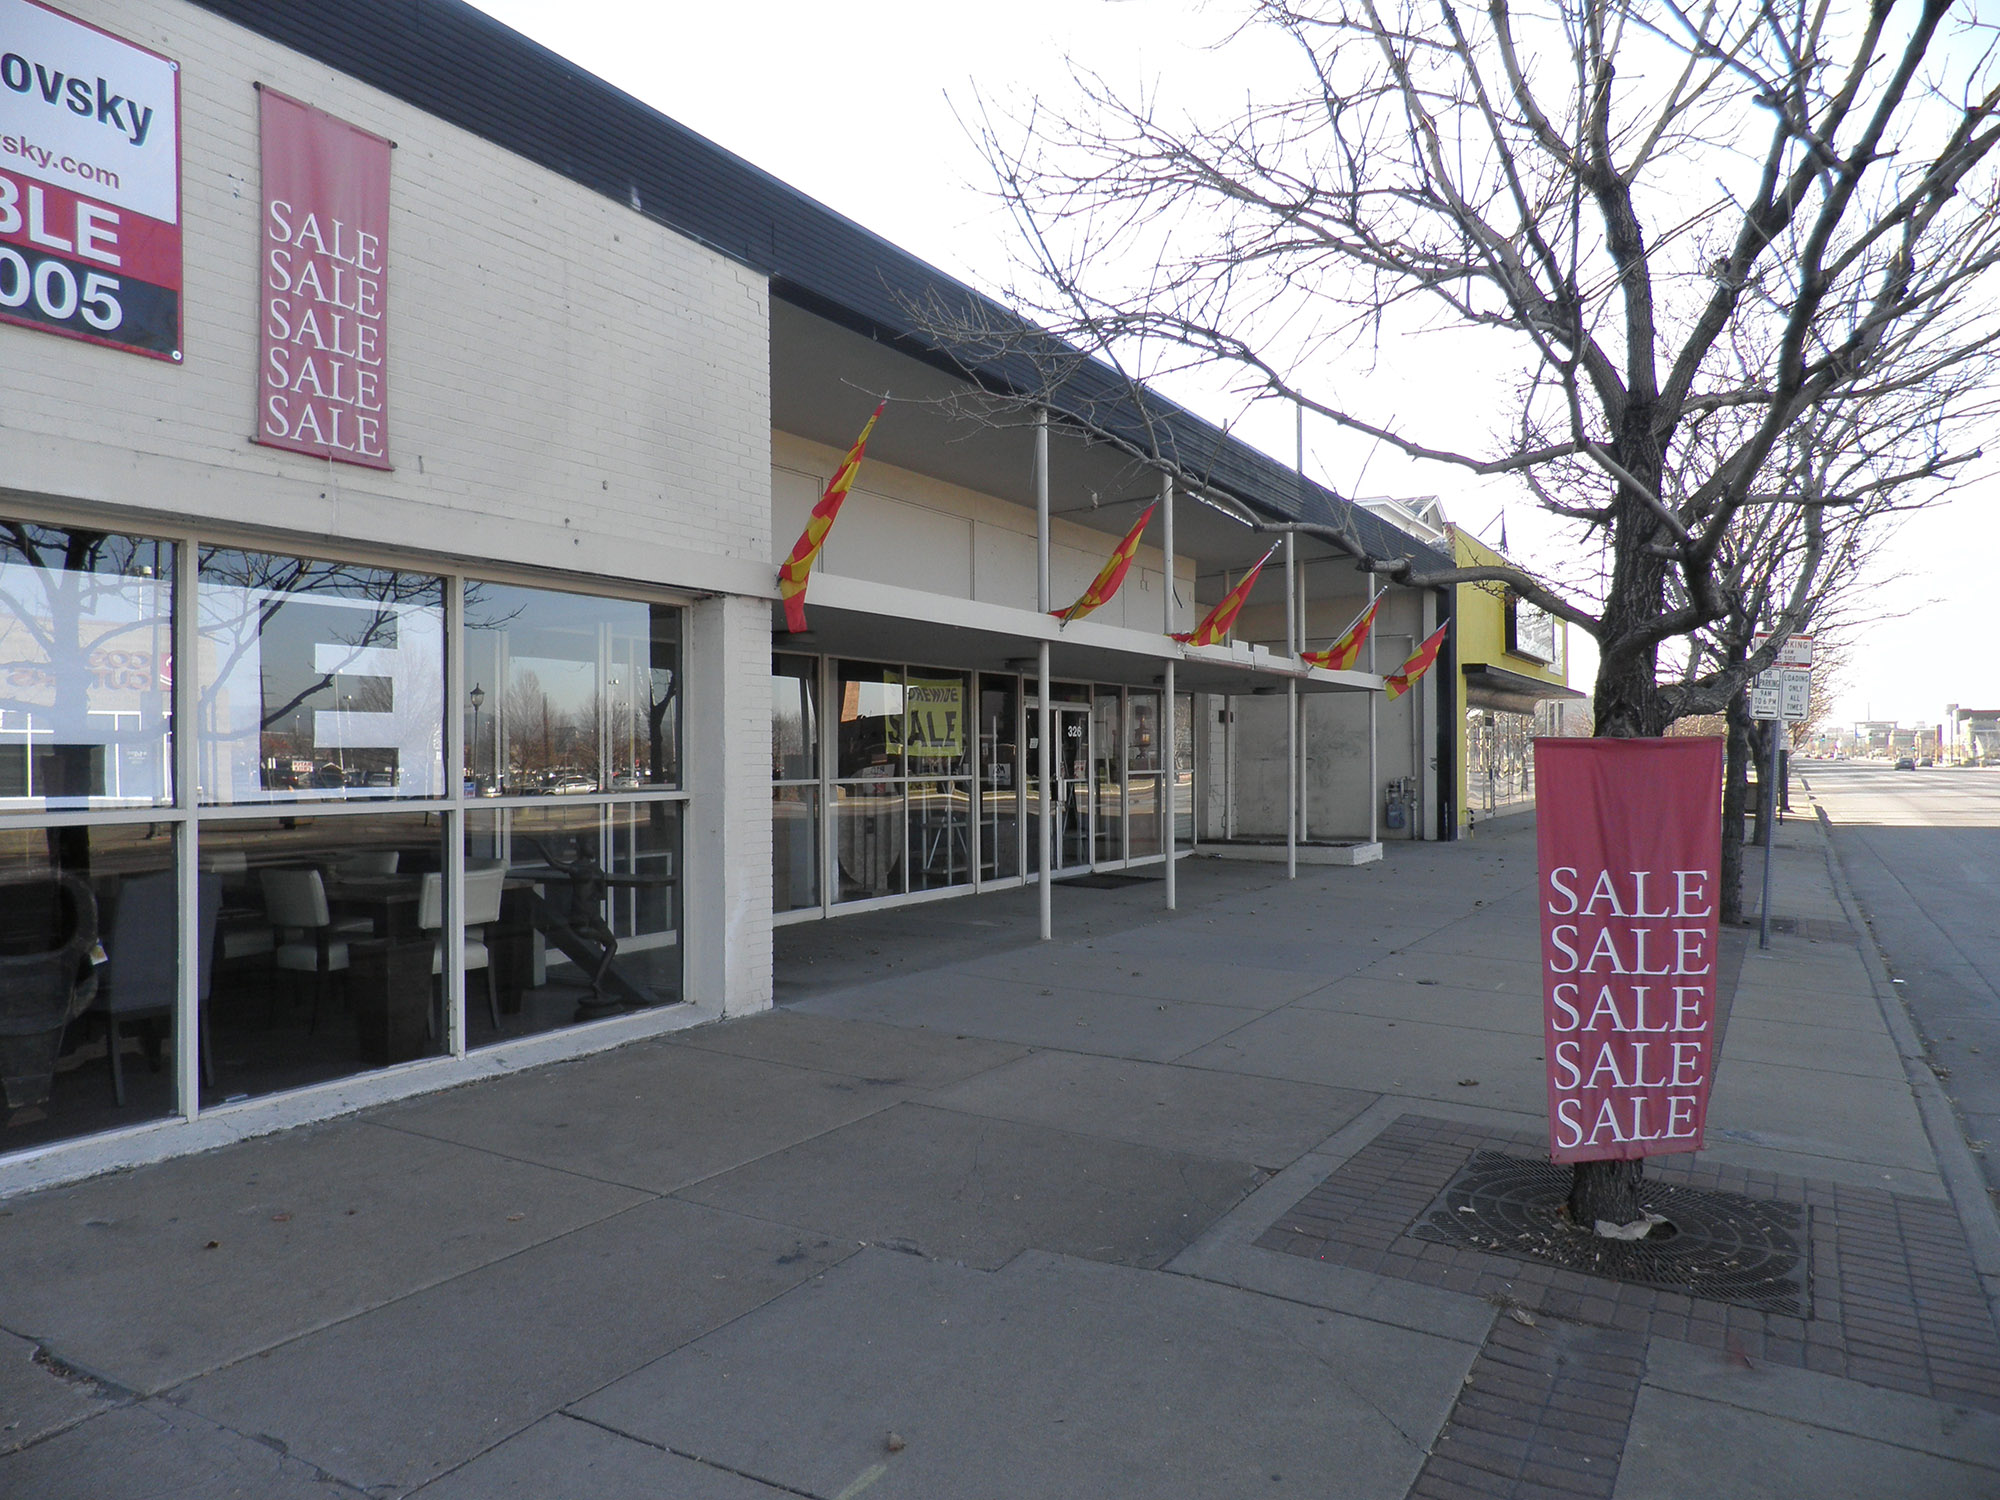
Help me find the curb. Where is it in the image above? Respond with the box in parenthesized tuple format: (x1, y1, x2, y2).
(1806, 790, 2000, 1325)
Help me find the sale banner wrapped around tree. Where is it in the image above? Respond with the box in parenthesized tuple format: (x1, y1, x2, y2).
(1536, 738, 1723, 1163)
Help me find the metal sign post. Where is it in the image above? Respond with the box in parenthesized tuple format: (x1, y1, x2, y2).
(1749, 637, 1813, 950)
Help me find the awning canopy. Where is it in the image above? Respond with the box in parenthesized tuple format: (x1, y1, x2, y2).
(1463, 663, 1586, 716)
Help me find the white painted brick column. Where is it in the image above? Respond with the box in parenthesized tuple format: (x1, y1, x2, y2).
(683, 592, 774, 1016)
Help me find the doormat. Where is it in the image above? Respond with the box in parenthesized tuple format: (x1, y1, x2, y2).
(1057, 872, 1159, 889)
(1411, 1150, 1810, 1316)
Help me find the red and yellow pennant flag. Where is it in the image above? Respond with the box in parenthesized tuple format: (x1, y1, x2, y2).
(1052, 504, 1156, 627)
(1301, 595, 1383, 672)
(1384, 621, 1450, 700)
(1172, 543, 1279, 647)
(777, 401, 885, 633)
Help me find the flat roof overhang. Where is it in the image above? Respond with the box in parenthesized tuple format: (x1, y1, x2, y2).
(777, 574, 1380, 696)
(1463, 662, 1587, 716)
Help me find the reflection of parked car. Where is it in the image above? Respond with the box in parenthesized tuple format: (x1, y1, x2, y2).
(1895, 756, 1917, 770)
(548, 775, 597, 795)
(364, 771, 397, 788)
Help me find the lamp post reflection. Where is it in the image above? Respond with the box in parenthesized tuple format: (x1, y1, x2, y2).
(469, 682, 485, 790)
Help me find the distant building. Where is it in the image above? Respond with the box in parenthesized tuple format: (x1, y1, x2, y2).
(1353, 500, 1585, 831)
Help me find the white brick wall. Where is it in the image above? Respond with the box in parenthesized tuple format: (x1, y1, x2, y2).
(0, 0, 771, 595)
(682, 592, 774, 1016)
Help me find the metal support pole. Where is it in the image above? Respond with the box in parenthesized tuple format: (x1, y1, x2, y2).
(1285, 533, 1297, 878)
(1036, 409, 1053, 942)
(1039, 643, 1053, 942)
(1035, 408, 1050, 615)
(173, 534, 200, 1124)
(1758, 722, 1779, 950)
(1367, 575, 1379, 844)
(1163, 474, 1176, 912)
(1164, 658, 1177, 911)
(1298, 562, 1310, 845)
(1293, 405, 1309, 846)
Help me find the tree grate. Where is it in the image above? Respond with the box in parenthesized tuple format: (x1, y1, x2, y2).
(1412, 1151, 1811, 1317)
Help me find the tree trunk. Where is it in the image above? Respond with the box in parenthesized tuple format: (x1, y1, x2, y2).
(1568, 463, 1673, 1232)
(1719, 690, 1753, 925)
(1566, 1155, 1646, 1229)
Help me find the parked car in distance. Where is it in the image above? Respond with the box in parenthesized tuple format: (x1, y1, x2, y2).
(1895, 756, 1917, 770)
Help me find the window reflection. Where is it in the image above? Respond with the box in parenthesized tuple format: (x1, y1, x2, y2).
(197, 813, 448, 1104)
(464, 801, 682, 1046)
(463, 584, 680, 795)
(196, 549, 445, 804)
(0, 823, 177, 1143)
(837, 661, 901, 779)
(0, 525, 174, 809)
(772, 654, 817, 781)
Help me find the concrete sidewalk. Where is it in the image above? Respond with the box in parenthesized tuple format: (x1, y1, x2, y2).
(4, 815, 1998, 1497)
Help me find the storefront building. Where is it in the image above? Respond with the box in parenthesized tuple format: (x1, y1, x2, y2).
(0, 0, 1448, 1190)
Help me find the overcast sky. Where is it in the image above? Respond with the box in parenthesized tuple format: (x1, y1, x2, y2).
(468, 0, 1988, 731)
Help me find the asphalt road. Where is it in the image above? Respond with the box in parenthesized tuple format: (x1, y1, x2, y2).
(1806, 760, 2000, 1202)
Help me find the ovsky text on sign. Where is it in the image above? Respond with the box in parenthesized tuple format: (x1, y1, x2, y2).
(0, 0, 181, 359)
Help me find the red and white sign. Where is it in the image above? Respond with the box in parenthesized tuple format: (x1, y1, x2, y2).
(1536, 738, 1723, 1163)
(256, 88, 390, 469)
(0, 0, 180, 359)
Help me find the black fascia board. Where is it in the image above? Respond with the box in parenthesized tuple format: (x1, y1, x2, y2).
(189, 0, 1452, 575)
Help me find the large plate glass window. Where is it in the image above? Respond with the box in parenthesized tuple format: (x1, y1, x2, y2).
(1126, 689, 1162, 859)
(834, 661, 903, 902)
(197, 549, 445, 803)
(0, 525, 174, 809)
(201, 813, 449, 1105)
(905, 668, 971, 892)
(1093, 689, 1124, 864)
(460, 579, 684, 1047)
(1173, 691, 1195, 847)
(771, 654, 819, 913)
(463, 584, 680, 795)
(977, 674, 1020, 881)
(0, 823, 177, 1146)
(464, 801, 682, 1046)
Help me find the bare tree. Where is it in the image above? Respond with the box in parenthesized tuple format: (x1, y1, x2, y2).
(935, 0, 2000, 1226)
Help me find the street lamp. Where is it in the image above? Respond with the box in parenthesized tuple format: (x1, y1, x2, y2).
(469, 683, 486, 788)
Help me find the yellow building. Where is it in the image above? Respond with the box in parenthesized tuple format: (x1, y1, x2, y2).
(1445, 524, 1583, 831)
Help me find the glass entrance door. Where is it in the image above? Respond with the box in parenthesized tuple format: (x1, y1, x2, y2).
(1026, 703, 1092, 873)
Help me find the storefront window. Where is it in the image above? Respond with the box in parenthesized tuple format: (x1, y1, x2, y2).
(199, 812, 448, 1104)
(196, 549, 445, 804)
(465, 800, 683, 1046)
(772, 655, 818, 781)
(1, 524, 696, 1159)
(1093, 689, 1124, 863)
(0, 823, 177, 1144)
(463, 583, 680, 795)
(0, 525, 174, 809)
(1466, 707, 1537, 816)
(978, 674, 1020, 881)
(833, 784, 904, 902)
(1173, 692, 1195, 847)
(772, 654, 820, 913)
(836, 661, 902, 779)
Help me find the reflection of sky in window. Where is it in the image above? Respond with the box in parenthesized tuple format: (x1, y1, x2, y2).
(465, 585, 671, 720)
(843, 681, 903, 720)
